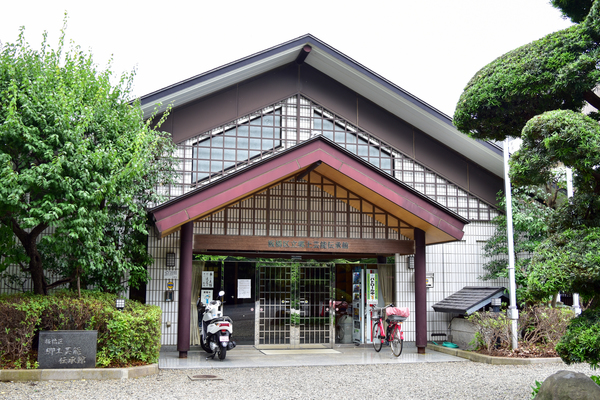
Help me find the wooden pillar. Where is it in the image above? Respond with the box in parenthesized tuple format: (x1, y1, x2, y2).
(414, 228, 427, 354)
(177, 222, 193, 358)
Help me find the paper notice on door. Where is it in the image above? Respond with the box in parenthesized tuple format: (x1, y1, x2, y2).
(202, 271, 214, 288)
(201, 290, 212, 305)
(238, 279, 251, 299)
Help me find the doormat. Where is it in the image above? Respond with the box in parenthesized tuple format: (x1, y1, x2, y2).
(260, 349, 340, 355)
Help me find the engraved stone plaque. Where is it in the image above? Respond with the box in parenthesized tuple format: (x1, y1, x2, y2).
(38, 330, 98, 369)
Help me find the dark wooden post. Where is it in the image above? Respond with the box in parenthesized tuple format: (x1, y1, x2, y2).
(177, 222, 193, 358)
(414, 228, 427, 354)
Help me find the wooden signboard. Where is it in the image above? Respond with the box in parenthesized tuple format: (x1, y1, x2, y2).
(194, 235, 414, 255)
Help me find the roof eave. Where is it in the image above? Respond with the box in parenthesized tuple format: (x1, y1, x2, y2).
(139, 34, 504, 177)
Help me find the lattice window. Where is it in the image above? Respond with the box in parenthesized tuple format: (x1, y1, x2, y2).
(161, 95, 498, 221)
(196, 175, 411, 240)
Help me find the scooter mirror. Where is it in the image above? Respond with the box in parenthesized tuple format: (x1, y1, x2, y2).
(219, 291, 225, 297)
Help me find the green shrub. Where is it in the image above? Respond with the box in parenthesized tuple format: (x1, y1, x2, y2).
(0, 290, 161, 369)
(468, 306, 574, 355)
(96, 303, 162, 367)
(519, 306, 574, 350)
(556, 308, 600, 369)
(468, 311, 512, 352)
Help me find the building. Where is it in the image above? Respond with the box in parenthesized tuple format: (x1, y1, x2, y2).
(138, 35, 508, 358)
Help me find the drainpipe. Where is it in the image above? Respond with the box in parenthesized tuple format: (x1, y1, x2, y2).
(177, 222, 193, 358)
(414, 228, 426, 354)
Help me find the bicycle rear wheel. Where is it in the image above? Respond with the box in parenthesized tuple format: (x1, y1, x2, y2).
(372, 323, 383, 352)
(390, 325, 403, 357)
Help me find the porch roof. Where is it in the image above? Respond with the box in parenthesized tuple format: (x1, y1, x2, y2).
(432, 286, 506, 315)
(149, 137, 468, 245)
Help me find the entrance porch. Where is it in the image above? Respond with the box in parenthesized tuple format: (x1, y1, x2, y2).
(149, 137, 467, 357)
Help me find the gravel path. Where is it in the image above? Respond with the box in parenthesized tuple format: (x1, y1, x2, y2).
(0, 362, 595, 400)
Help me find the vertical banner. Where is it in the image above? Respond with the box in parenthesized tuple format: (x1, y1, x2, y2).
(367, 270, 378, 305)
(366, 269, 378, 344)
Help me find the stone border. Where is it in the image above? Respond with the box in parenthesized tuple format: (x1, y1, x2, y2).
(0, 364, 158, 382)
(427, 343, 562, 365)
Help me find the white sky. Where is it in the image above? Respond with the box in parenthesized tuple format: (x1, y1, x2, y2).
(1, 0, 573, 117)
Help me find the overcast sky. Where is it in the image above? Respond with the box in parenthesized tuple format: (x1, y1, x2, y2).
(2, 0, 573, 117)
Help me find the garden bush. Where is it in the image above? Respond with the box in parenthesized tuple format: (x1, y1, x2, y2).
(468, 311, 512, 353)
(556, 308, 600, 369)
(0, 290, 161, 369)
(519, 306, 574, 352)
(468, 306, 574, 356)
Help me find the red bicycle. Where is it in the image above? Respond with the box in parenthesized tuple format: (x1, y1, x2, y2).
(370, 304, 409, 357)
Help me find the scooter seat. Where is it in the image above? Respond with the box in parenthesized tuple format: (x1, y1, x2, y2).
(208, 316, 233, 324)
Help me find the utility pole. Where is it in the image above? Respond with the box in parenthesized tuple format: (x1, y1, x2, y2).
(503, 138, 519, 350)
(566, 168, 582, 315)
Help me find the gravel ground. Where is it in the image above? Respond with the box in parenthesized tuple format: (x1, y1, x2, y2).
(0, 362, 596, 400)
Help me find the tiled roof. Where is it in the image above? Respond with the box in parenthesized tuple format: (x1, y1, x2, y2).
(432, 286, 505, 315)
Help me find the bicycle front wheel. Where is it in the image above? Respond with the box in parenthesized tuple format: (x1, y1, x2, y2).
(372, 323, 383, 352)
(390, 325, 403, 357)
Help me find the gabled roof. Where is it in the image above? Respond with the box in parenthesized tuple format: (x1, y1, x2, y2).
(149, 136, 468, 245)
(431, 286, 506, 315)
(139, 34, 504, 178)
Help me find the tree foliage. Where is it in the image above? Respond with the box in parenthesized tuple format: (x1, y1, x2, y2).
(455, 0, 600, 366)
(480, 185, 562, 299)
(528, 228, 600, 303)
(453, 1, 600, 141)
(0, 20, 175, 295)
(552, 0, 596, 23)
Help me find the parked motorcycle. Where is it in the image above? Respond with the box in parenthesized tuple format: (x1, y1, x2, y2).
(199, 290, 236, 360)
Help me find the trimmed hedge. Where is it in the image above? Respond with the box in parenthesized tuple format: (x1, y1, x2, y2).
(0, 290, 161, 369)
(556, 308, 600, 369)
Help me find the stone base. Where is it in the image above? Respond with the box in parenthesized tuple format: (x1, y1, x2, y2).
(427, 343, 562, 365)
(0, 364, 158, 382)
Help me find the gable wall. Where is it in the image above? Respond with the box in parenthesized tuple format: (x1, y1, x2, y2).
(159, 63, 502, 207)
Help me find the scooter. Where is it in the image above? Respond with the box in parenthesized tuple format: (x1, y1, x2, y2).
(199, 290, 236, 360)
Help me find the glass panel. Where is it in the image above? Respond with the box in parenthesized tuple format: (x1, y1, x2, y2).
(223, 148, 236, 161)
(224, 136, 236, 148)
(211, 136, 223, 147)
(249, 138, 262, 150)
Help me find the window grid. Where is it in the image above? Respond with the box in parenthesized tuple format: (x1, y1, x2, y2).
(161, 95, 496, 220)
(197, 174, 412, 240)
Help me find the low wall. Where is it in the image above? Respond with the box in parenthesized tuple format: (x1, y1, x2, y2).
(450, 317, 477, 350)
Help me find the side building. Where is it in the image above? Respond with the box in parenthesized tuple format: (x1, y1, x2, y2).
(139, 35, 508, 356)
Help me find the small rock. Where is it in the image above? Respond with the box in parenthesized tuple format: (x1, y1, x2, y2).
(535, 370, 600, 400)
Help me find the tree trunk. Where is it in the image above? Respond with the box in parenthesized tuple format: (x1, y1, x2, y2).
(24, 239, 48, 295)
(11, 219, 48, 295)
(551, 292, 559, 308)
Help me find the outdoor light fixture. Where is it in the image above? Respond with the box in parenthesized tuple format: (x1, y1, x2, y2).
(166, 252, 175, 268)
(407, 255, 414, 269)
(116, 298, 125, 311)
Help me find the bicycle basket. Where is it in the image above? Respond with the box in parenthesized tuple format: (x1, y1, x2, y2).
(386, 307, 410, 317)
